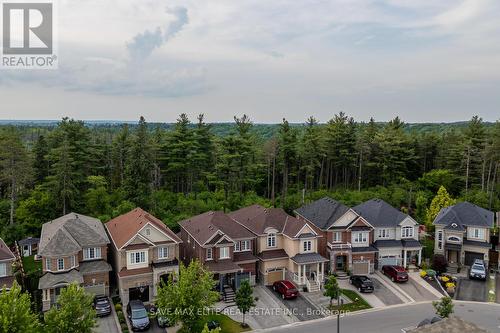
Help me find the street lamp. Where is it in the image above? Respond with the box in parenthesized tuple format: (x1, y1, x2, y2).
(337, 298, 344, 333)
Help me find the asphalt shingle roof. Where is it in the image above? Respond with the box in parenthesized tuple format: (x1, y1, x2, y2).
(353, 199, 409, 227)
(373, 240, 403, 248)
(0, 238, 15, 261)
(38, 269, 83, 289)
(295, 197, 350, 230)
(290, 253, 328, 264)
(433, 202, 494, 228)
(78, 260, 112, 274)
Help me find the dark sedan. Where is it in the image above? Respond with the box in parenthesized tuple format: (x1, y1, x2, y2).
(349, 275, 374, 293)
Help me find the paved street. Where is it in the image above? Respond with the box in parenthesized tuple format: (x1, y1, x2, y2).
(455, 277, 488, 302)
(259, 301, 500, 333)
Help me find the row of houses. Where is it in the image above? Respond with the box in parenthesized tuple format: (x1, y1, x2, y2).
(0, 198, 496, 312)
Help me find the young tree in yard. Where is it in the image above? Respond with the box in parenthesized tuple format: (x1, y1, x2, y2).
(433, 296, 454, 318)
(432, 254, 448, 273)
(324, 275, 341, 306)
(44, 283, 96, 333)
(0, 283, 40, 333)
(426, 186, 456, 228)
(156, 260, 219, 333)
(235, 280, 256, 327)
(201, 323, 221, 333)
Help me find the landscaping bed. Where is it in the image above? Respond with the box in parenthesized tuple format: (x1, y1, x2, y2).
(193, 313, 251, 333)
(420, 269, 455, 297)
(327, 289, 371, 312)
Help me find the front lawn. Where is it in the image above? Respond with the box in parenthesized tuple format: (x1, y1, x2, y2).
(22, 255, 42, 275)
(192, 313, 251, 333)
(328, 289, 371, 312)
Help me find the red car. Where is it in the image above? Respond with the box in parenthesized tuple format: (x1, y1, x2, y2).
(272, 280, 299, 299)
(382, 265, 408, 283)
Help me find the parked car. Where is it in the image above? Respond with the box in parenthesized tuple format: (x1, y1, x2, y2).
(93, 296, 112, 317)
(272, 280, 299, 299)
(469, 259, 487, 280)
(127, 300, 150, 331)
(382, 265, 408, 283)
(349, 275, 374, 293)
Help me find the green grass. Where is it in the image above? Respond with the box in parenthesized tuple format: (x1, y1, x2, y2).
(487, 273, 496, 302)
(22, 255, 42, 274)
(328, 289, 372, 312)
(192, 313, 251, 333)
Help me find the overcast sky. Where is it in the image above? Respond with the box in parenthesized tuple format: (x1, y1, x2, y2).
(1, 0, 499, 123)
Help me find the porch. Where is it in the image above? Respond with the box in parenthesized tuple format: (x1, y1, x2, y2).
(290, 253, 328, 292)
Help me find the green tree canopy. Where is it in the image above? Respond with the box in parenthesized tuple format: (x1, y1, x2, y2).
(0, 283, 40, 333)
(426, 186, 456, 227)
(235, 280, 256, 326)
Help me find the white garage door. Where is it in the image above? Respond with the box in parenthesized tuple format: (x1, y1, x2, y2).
(378, 257, 400, 269)
(84, 284, 105, 296)
(352, 261, 370, 275)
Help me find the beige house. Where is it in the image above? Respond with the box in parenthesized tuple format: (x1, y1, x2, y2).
(433, 202, 494, 268)
(229, 205, 327, 292)
(38, 213, 112, 311)
(105, 208, 182, 306)
(0, 238, 16, 290)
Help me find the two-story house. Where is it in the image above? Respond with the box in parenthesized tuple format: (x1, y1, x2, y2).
(38, 213, 111, 311)
(105, 208, 182, 306)
(433, 202, 494, 268)
(178, 211, 258, 295)
(295, 197, 377, 275)
(354, 199, 422, 269)
(229, 205, 328, 292)
(0, 238, 16, 290)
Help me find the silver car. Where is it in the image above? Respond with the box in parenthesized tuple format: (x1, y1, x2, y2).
(469, 259, 487, 280)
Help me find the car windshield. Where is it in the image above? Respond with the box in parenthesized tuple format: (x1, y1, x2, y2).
(472, 264, 484, 271)
(131, 308, 148, 319)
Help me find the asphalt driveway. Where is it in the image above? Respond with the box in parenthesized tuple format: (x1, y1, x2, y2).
(94, 309, 120, 333)
(396, 276, 438, 302)
(455, 277, 488, 302)
(267, 286, 324, 321)
(371, 279, 403, 306)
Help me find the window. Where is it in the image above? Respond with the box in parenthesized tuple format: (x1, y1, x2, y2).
(332, 232, 341, 243)
(129, 251, 146, 265)
(378, 229, 390, 239)
(70, 255, 75, 268)
(353, 232, 367, 243)
(267, 233, 276, 248)
(437, 230, 443, 250)
(468, 228, 484, 240)
(234, 242, 240, 252)
(206, 248, 213, 260)
(84, 247, 101, 260)
(235, 240, 251, 252)
(57, 258, 64, 271)
(401, 226, 414, 238)
(45, 258, 52, 271)
(219, 247, 230, 259)
(158, 247, 169, 259)
(145, 228, 151, 236)
(447, 236, 461, 242)
(0, 263, 6, 277)
(303, 240, 312, 252)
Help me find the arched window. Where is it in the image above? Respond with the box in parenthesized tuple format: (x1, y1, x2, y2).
(447, 236, 461, 242)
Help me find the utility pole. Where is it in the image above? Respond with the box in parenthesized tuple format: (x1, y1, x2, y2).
(337, 299, 344, 333)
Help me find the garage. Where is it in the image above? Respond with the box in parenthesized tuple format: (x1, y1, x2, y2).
(84, 284, 105, 296)
(266, 268, 285, 285)
(378, 256, 400, 269)
(352, 261, 370, 275)
(129, 285, 150, 303)
(465, 251, 484, 266)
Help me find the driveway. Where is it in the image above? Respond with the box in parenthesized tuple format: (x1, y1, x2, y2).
(94, 310, 120, 333)
(371, 278, 404, 306)
(267, 286, 324, 321)
(396, 276, 439, 302)
(455, 277, 488, 302)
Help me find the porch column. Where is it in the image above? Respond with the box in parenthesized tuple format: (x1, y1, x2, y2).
(298, 264, 301, 283)
(403, 249, 407, 267)
(316, 263, 320, 282)
(302, 264, 306, 284)
(418, 248, 422, 266)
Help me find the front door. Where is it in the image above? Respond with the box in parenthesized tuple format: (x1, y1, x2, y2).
(336, 255, 346, 271)
(448, 250, 458, 263)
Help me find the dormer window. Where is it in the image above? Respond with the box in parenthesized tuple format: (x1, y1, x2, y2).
(219, 247, 230, 259)
(267, 233, 276, 248)
(401, 226, 414, 238)
(302, 240, 312, 252)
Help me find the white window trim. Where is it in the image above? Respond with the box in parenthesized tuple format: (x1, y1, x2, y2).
(332, 231, 341, 243)
(219, 247, 230, 259)
(83, 247, 101, 261)
(302, 240, 312, 253)
(378, 229, 390, 239)
(468, 227, 484, 240)
(0, 263, 6, 277)
(401, 226, 414, 239)
(352, 232, 368, 244)
(128, 251, 147, 265)
(267, 233, 277, 248)
(158, 246, 169, 259)
(206, 248, 213, 260)
(45, 258, 52, 271)
(241, 240, 251, 251)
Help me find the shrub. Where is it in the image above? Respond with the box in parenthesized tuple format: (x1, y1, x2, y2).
(440, 276, 449, 283)
(115, 303, 122, 312)
(431, 254, 448, 273)
(426, 269, 437, 277)
(445, 282, 455, 289)
(420, 270, 427, 278)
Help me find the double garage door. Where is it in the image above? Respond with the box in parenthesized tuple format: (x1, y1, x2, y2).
(464, 251, 484, 266)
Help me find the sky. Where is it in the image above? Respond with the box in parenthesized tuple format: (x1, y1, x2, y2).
(0, 0, 499, 123)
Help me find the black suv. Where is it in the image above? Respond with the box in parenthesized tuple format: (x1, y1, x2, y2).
(349, 275, 374, 293)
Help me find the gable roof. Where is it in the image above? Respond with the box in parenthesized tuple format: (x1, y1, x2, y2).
(229, 205, 309, 238)
(179, 211, 254, 246)
(353, 199, 409, 227)
(295, 197, 351, 230)
(39, 213, 109, 257)
(106, 208, 181, 249)
(433, 201, 494, 229)
(0, 238, 15, 261)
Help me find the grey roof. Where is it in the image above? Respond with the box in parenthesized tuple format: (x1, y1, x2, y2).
(353, 199, 410, 227)
(18, 237, 39, 246)
(352, 245, 378, 253)
(433, 202, 494, 229)
(298, 233, 316, 239)
(38, 269, 83, 289)
(295, 197, 350, 230)
(290, 252, 328, 264)
(402, 239, 422, 248)
(373, 240, 402, 248)
(463, 239, 492, 248)
(79, 260, 112, 274)
(39, 213, 109, 257)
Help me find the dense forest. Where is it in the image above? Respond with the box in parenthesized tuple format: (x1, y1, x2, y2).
(0, 114, 498, 244)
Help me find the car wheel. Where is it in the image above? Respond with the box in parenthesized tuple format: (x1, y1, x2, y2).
(273, 286, 276, 291)
(391, 277, 395, 282)
(358, 287, 362, 292)
(282, 294, 285, 300)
